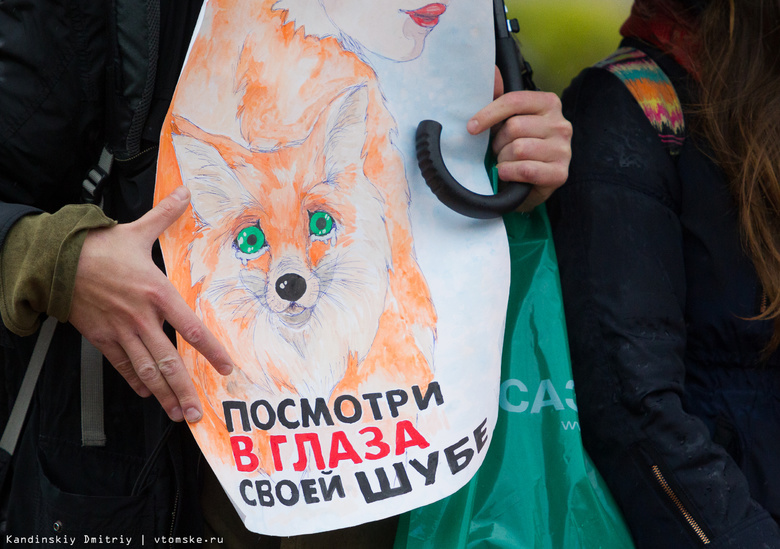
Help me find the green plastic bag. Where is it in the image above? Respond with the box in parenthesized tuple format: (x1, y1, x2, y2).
(395, 207, 635, 549)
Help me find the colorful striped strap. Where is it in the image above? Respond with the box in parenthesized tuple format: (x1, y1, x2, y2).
(596, 47, 685, 156)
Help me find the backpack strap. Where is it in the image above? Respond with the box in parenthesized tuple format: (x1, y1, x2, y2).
(0, 317, 58, 456)
(596, 47, 686, 156)
(0, 315, 106, 453)
(80, 337, 107, 447)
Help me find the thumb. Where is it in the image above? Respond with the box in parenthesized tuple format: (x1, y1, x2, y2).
(135, 186, 191, 244)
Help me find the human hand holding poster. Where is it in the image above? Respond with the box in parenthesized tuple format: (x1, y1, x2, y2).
(154, 0, 507, 535)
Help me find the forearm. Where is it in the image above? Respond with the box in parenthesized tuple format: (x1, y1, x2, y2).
(0, 204, 116, 336)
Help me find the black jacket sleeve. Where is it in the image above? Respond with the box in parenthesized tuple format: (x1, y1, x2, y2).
(0, 1, 108, 214)
(548, 67, 780, 548)
(0, 0, 111, 341)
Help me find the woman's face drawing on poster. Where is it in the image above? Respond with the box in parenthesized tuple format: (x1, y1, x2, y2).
(320, 0, 450, 61)
(274, 0, 451, 61)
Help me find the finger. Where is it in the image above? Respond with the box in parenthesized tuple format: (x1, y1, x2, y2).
(121, 336, 185, 422)
(468, 91, 562, 135)
(139, 327, 205, 423)
(154, 280, 234, 376)
(513, 186, 548, 214)
(100, 342, 153, 398)
(133, 186, 191, 246)
(496, 166, 561, 214)
(496, 159, 569, 190)
(493, 66, 504, 100)
(495, 136, 566, 166)
(491, 114, 563, 153)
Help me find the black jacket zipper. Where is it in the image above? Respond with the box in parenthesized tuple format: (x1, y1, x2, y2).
(169, 489, 180, 549)
(651, 465, 711, 545)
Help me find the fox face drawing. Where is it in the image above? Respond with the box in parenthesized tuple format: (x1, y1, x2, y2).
(156, 0, 440, 479)
(172, 85, 434, 404)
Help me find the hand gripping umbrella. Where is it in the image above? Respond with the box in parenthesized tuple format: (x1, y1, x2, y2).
(415, 0, 536, 219)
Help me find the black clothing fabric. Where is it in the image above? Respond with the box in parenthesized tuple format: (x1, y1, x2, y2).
(0, 1, 206, 545)
(548, 41, 780, 548)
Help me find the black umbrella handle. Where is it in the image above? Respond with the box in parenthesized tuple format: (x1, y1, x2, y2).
(416, 120, 530, 219)
(415, 0, 535, 219)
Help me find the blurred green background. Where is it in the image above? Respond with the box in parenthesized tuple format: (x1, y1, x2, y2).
(505, 0, 633, 95)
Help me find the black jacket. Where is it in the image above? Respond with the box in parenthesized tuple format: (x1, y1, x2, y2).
(548, 41, 780, 548)
(0, 1, 205, 544)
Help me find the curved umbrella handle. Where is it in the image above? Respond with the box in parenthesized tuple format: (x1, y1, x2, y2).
(416, 120, 530, 219)
(415, 0, 535, 219)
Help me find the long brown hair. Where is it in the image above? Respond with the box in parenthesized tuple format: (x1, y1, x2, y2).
(693, 0, 780, 355)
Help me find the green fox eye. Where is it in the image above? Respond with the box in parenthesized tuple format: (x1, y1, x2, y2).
(309, 211, 334, 237)
(235, 225, 265, 255)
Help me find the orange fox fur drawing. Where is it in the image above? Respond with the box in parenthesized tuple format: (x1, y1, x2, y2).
(156, 0, 437, 472)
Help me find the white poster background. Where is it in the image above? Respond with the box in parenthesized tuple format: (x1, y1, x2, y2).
(158, 0, 510, 535)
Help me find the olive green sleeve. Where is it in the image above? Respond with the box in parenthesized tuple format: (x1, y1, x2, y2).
(0, 204, 117, 336)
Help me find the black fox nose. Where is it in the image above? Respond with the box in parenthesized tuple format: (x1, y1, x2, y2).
(276, 273, 307, 302)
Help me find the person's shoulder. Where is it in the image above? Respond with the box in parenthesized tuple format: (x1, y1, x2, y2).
(563, 59, 669, 167)
(564, 43, 686, 148)
(563, 54, 661, 134)
(559, 47, 684, 208)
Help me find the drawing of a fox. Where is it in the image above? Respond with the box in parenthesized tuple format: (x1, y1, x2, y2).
(172, 83, 435, 400)
(155, 0, 437, 472)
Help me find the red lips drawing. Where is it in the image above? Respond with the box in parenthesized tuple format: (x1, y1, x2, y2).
(405, 3, 447, 28)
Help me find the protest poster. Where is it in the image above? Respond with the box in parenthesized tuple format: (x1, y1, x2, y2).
(155, 0, 508, 535)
